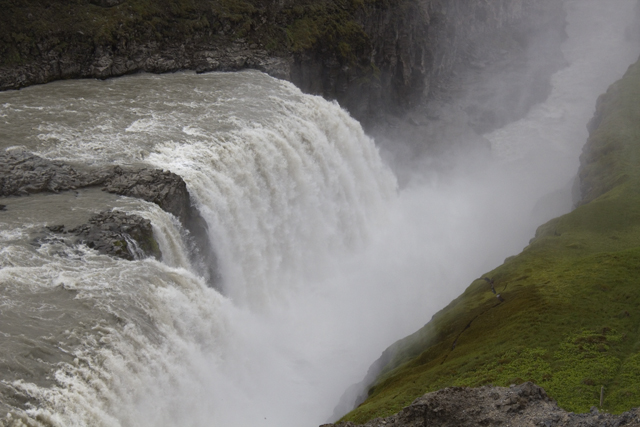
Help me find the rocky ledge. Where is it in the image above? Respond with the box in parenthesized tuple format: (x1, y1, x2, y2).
(47, 211, 161, 261)
(1, 150, 216, 280)
(327, 382, 640, 427)
(0, 150, 190, 224)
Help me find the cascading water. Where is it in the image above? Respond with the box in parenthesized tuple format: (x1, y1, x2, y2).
(1, 0, 639, 426)
(0, 72, 397, 426)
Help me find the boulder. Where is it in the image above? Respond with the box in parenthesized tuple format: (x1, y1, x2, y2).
(101, 166, 191, 225)
(0, 150, 102, 195)
(329, 382, 640, 427)
(51, 210, 162, 261)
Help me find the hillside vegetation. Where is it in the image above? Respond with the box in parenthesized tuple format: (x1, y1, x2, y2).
(341, 57, 640, 423)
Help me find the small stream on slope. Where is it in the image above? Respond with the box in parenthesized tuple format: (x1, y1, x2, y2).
(0, 0, 639, 426)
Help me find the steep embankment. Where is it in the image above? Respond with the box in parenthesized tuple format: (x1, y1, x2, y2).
(0, 0, 563, 125)
(339, 58, 640, 423)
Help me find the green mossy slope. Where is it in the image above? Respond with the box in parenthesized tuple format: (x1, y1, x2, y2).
(342, 58, 640, 423)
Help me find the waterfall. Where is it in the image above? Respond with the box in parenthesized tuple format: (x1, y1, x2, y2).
(144, 76, 397, 306)
(0, 71, 397, 427)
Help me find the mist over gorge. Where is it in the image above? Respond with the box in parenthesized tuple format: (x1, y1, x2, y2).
(1, 0, 640, 426)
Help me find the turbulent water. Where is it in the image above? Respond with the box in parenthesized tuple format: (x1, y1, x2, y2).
(1, 0, 639, 426)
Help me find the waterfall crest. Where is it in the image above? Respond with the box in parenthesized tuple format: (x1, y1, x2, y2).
(0, 71, 396, 426)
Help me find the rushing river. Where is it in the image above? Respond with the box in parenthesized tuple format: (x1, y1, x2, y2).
(1, 0, 639, 426)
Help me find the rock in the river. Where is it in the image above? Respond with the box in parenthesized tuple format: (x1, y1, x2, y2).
(0, 151, 192, 223)
(100, 166, 219, 282)
(0, 150, 100, 195)
(1, 151, 186, 216)
(101, 166, 191, 226)
(60, 210, 161, 261)
(1, 150, 218, 281)
(328, 382, 640, 427)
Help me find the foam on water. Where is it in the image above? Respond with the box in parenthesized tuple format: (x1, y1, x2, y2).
(146, 86, 396, 306)
(0, 72, 398, 426)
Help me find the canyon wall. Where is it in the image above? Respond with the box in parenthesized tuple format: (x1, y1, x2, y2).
(0, 0, 564, 127)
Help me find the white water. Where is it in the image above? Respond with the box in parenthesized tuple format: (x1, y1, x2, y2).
(1, 0, 639, 426)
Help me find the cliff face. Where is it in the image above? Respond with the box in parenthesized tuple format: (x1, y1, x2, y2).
(289, 0, 566, 127)
(0, 0, 293, 88)
(0, 0, 564, 127)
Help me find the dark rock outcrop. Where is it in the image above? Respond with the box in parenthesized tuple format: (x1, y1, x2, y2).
(101, 167, 191, 226)
(0, 1, 297, 98)
(46, 211, 162, 261)
(0, 39, 291, 92)
(365, 0, 567, 177)
(326, 382, 640, 427)
(0, 151, 191, 224)
(0, 150, 99, 195)
(1, 150, 217, 282)
(290, 0, 566, 129)
(99, 166, 219, 283)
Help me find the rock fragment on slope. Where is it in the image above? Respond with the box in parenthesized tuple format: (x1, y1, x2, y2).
(326, 382, 640, 427)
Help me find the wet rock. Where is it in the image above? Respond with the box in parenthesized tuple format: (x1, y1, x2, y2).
(0, 151, 189, 223)
(62, 210, 161, 261)
(101, 166, 190, 225)
(103, 165, 219, 282)
(0, 204, 5, 211)
(327, 383, 640, 427)
(0, 150, 97, 196)
(1, 150, 218, 282)
(38, 211, 160, 261)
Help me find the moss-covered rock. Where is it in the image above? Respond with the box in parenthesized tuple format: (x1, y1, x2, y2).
(340, 58, 640, 423)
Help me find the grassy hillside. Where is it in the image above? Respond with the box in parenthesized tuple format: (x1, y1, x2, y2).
(341, 57, 640, 423)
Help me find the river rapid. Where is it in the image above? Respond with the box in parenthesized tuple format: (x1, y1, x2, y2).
(1, 0, 639, 426)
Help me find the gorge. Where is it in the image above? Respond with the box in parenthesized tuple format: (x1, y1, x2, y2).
(1, 0, 640, 426)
